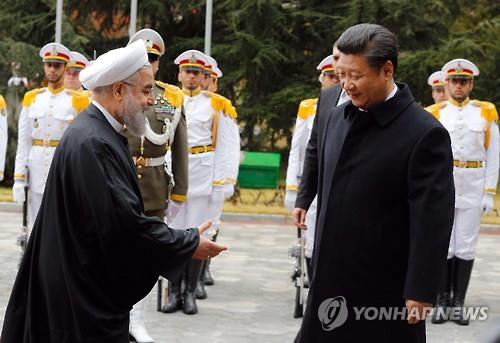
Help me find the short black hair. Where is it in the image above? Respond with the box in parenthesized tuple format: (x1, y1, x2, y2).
(148, 53, 159, 62)
(336, 23, 398, 72)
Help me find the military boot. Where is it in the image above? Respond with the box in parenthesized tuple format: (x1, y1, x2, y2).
(161, 279, 182, 313)
(195, 260, 208, 299)
(183, 259, 203, 314)
(452, 258, 474, 326)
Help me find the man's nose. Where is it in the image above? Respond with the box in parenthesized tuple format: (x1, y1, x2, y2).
(147, 95, 154, 106)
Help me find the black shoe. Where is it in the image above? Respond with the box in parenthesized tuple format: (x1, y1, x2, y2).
(162, 291, 182, 313)
(195, 280, 207, 299)
(204, 261, 214, 286)
(182, 291, 198, 314)
(161, 280, 182, 313)
(431, 293, 451, 324)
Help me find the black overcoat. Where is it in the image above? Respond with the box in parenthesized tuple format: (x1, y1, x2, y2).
(1, 104, 199, 343)
(295, 83, 455, 342)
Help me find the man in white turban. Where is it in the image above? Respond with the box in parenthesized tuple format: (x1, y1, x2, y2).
(1, 40, 226, 343)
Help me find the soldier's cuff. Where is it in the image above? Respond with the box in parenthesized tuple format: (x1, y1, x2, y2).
(171, 193, 187, 202)
(14, 173, 26, 181)
(286, 184, 299, 191)
(213, 179, 225, 186)
(484, 188, 497, 195)
(225, 177, 237, 185)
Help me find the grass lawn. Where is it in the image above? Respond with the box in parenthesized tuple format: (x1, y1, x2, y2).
(2, 186, 500, 224)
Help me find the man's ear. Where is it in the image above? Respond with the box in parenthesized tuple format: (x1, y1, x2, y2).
(470, 79, 474, 92)
(382, 60, 394, 80)
(112, 82, 125, 100)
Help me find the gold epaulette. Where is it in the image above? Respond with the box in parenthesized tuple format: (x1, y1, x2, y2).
(203, 91, 227, 113)
(68, 89, 91, 113)
(22, 88, 44, 107)
(157, 81, 184, 108)
(425, 101, 447, 120)
(0, 95, 6, 110)
(472, 100, 498, 123)
(297, 98, 318, 120)
(220, 96, 237, 119)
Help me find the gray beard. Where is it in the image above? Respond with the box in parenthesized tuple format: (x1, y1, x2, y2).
(123, 110, 146, 137)
(121, 93, 147, 137)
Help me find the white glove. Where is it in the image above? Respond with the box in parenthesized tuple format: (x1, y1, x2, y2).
(284, 190, 297, 211)
(165, 200, 183, 221)
(481, 193, 495, 214)
(223, 184, 235, 199)
(13, 181, 26, 203)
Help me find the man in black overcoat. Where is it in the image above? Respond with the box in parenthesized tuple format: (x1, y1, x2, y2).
(294, 23, 455, 342)
(1, 40, 226, 343)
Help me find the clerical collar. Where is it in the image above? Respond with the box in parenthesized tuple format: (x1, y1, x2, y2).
(92, 100, 125, 135)
(182, 88, 201, 97)
(448, 98, 470, 107)
(48, 85, 65, 94)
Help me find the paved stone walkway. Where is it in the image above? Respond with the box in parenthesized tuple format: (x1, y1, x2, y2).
(0, 210, 499, 342)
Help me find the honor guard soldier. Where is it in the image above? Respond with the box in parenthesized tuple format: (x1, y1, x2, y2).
(0, 95, 7, 181)
(12, 42, 90, 230)
(65, 51, 90, 91)
(285, 54, 339, 279)
(426, 70, 449, 105)
(162, 50, 233, 315)
(427, 58, 499, 325)
(126, 29, 188, 342)
(196, 56, 240, 299)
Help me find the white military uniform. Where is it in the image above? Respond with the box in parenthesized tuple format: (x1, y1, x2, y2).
(14, 87, 89, 228)
(428, 98, 499, 260)
(209, 96, 240, 236)
(201, 57, 241, 235)
(170, 89, 234, 231)
(0, 95, 7, 181)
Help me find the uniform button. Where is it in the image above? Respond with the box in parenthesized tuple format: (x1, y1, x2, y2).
(138, 174, 142, 179)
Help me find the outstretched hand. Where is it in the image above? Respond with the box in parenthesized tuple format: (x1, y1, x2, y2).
(192, 221, 228, 260)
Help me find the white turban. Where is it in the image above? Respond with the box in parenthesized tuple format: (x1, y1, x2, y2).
(79, 40, 148, 90)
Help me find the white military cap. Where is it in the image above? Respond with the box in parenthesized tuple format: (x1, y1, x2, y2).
(213, 65, 223, 78)
(128, 28, 165, 56)
(204, 55, 223, 78)
(67, 51, 90, 69)
(204, 55, 217, 75)
(427, 71, 446, 88)
(79, 40, 148, 90)
(39, 42, 71, 63)
(316, 55, 335, 74)
(442, 58, 479, 79)
(174, 50, 207, 71)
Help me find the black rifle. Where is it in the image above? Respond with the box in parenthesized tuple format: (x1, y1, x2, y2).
(16, 185, 28, 265)
(289, 228, 306, 318)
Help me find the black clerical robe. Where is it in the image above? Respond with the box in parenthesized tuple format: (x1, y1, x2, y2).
(1, 104, 199, 343)
(295, 84, 455, 342)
